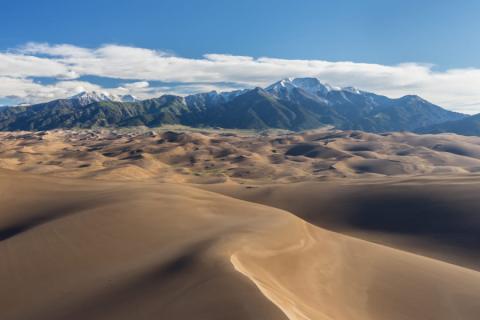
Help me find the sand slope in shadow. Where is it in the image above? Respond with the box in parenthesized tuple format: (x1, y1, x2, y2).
(1, 170, 480, 319)
(205, 177, 480, 271)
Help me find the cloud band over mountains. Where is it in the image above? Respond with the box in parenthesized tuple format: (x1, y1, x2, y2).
(1, 42, 480, 113)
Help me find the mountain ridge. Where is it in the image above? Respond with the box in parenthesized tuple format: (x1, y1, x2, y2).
(416, 113, 480, 136)
(0, 78, 467, 133)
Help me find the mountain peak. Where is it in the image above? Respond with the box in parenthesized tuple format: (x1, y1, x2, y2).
(265, 79, 294, 92)
(69, 91, 138, 106)
(120, 94, 138, 102)
(293, 77, 339, 94)
(395, 94, 431, 105)
(266, 77, 339, 97)
(71, 90, 113, 100)
(342, 86, 362, 94)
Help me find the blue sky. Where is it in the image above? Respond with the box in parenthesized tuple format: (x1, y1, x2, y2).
(2, 0, 479, 68)
(1, 0, 480, 113)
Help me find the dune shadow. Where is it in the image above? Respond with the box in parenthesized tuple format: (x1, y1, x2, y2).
(0, 197, 111, 241)
(304, 186, 480, 255)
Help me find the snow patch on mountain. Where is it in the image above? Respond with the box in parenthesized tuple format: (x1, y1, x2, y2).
(69, 91, 139, 106)
(266, 77, 342, 97)
(185, 89, 249, 107)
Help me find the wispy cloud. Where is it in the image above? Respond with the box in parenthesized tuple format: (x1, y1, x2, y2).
(1, 42, 480, 113)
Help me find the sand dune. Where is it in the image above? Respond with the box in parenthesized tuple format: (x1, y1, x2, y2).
(2, 128, 480, 319)
(2, 128, 480, 182)
(206, 178, 480, 271)
(232, 221, 480, 320)
(0, 169, 289, 320)
(1, 169, 480, 319)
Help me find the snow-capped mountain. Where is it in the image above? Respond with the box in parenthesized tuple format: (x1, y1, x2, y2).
(119, 94, 138, 103)
(265, 77, 380, 100)
(0, 77, 467, 132)
(69, 91, 138, 106)
(266, 77, 339, 98)
(290, 77, 340, 95)
(184, 89, 248, 108)
(69, 91, 115, 105)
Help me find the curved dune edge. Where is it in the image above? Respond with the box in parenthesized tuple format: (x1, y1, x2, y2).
(204, 179, 480, 271)
(1, 169, 480, 320)
(0, 170, 291, 320)
(228, 217, 480, 320)
(231, 254, 314, 320)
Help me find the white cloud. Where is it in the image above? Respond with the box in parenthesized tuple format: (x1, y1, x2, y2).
(123, 81, 150, 89)
(2, 42, 480, 113)
(0, 53, 77, 79)
(19, 42, 94, 59)
(0, 77, 103, 103)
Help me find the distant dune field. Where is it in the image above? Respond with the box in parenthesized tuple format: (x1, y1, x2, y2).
(2, 128, 480, 182)
(1, 128, 480, 319)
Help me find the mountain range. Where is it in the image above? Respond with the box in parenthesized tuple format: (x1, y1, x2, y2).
(0, 77, 472, 133)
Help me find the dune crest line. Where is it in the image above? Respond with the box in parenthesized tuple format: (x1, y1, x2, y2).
(231, 254, 317, 320)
